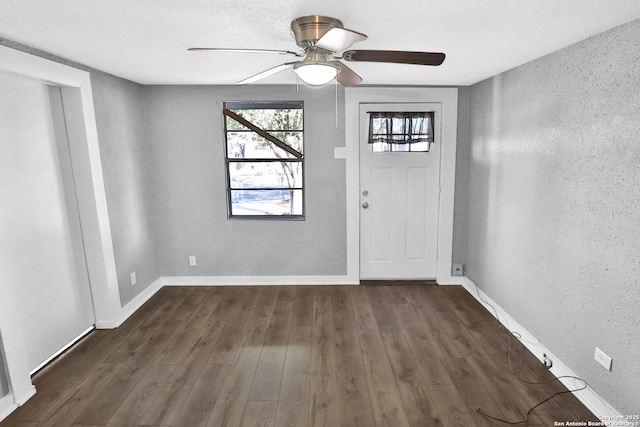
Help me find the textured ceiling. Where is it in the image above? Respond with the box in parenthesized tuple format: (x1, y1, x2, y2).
(1, 0, 640, 86)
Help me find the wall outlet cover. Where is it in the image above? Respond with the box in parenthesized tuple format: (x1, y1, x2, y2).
(594, 347, 612, 371)
(452, 263, 464, 276)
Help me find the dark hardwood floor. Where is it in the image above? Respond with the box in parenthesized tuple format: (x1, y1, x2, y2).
(1, 284, 598, 426)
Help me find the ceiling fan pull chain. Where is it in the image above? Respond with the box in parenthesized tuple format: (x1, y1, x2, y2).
(335, 78, 338, 128)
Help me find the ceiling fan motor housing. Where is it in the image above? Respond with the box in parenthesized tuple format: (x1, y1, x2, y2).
(290, 15, 343, 49)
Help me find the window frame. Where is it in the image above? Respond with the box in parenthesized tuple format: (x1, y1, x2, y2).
(222, 101, 305, 220)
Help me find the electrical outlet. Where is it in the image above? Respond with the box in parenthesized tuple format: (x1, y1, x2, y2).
(189, 255, 197, 266)
(452, 263, 464, 276)
(594, 347, 612, 371)
(130, 271, 136, 286)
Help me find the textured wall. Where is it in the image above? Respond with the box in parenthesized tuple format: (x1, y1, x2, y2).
(91, 74, 159, 306)
(144, 85, 347, 277)
(465, 19, 640, 413)
(0, 40, 160, 308)
(452, 87, 470, 267)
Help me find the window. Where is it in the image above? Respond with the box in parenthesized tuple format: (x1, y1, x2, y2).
(223, 101, 304, 219)
(368, 111, 434, 152)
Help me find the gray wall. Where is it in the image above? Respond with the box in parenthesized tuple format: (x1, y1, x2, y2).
(452, 87, 470, 267)
(144, 85, 347, 276)
(0, 40, 159, 307)
(465, 19, 640, 413)
(91, 74, 159, 306)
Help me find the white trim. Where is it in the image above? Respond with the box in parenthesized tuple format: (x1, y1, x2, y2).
(13, 387, 36, 407)
(58, 77, 121, 327)
(344, 87, 458, 285)
(0, 45, 120, 415)
(0, 279, 35, 409)
(0, 385, 37, 423)
(161, 275, 356, 286)
(0, 46, 88, 87)
(0, 45, 120, 322)
(0, 395, 17, 423)
(96, 277, 164, 329)
(30, 327, 94, 375)
(461, 276, 622, 424)
(0, 386, 37, 422)
(436, 278, 464, 286)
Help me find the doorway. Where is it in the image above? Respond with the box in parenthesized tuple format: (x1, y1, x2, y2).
(0, 45, 119, 416)
(344, 87, 459, 285)
(0, 74, 96, 372)
(359, 103, 441, 279)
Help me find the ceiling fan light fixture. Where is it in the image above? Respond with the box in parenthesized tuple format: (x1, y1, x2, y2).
(293, 61, 339, 86)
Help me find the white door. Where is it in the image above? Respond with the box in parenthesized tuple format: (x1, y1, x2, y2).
(359, 103, 441, 279)
(0, 75, 96, 372)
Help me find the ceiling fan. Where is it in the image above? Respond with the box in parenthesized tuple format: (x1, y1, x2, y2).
(188, 15, 445, 86)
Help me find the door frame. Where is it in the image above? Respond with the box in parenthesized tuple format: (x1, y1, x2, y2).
(359, 102, 442, 279)
(345, 87, 461, 285)
(0, 45, 120, 417)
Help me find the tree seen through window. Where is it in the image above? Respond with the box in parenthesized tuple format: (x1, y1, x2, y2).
(223, 101, 304, 218)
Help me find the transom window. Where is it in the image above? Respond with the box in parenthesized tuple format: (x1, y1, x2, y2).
(368, 111, 434, 152)
(223, 101, 304, 219)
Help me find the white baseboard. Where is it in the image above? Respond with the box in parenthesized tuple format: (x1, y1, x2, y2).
(0, 385, 37, 423)
(2, 273, 352, 422)
(14, 385, 36, 406)
(161, 275, 356, 286)
(437, 275, 465, 286)
(0, 394, 17, 423)
(96, 275, 354, 328)
(95, 277, 163, 329)
(461, 277, 622, 424)
(30, 326, 94, 375)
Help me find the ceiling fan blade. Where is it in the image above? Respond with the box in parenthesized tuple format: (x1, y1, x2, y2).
(342, 50, 445, 66)
(336, 61, 362, 86)
(237, 62, 297, 85)
(188, 47, 303, 57)
(316, 27, 367, 52)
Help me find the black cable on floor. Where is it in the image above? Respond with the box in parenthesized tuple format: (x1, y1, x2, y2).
(473, 284, 589, 425)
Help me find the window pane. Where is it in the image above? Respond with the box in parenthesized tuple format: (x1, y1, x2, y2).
(372, 142, 391, 152)
(225, 108, 303, 131)
(226, 132, 303, 159)
(228, 161, 303, 189)
(269, 132, 303, 153)
(408, 141, 431, 152)
(230, 189, 303, 216)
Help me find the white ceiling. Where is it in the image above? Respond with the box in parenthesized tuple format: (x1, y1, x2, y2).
(2, 1, 640, 86)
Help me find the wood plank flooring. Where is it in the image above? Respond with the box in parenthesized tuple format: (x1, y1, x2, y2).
(1, 284, 599, 427)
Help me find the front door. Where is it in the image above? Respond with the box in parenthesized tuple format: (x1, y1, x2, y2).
(359, 103, 441, 279)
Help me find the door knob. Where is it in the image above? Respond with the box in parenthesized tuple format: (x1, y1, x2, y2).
(362, 202, 369, 209)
